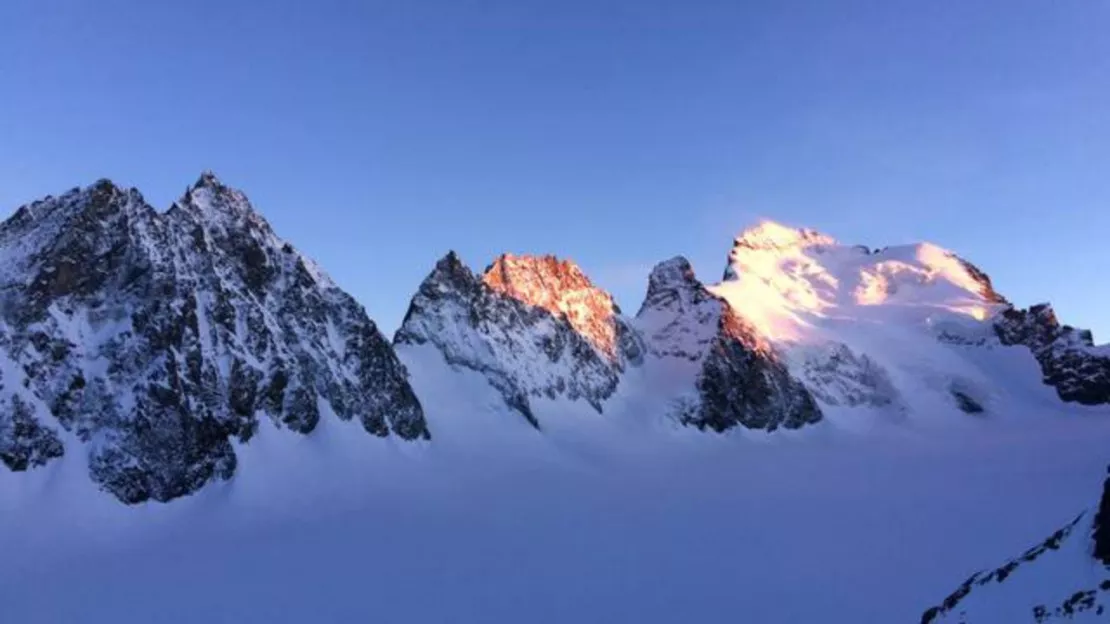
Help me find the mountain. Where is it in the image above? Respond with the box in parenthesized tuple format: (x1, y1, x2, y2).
(922, 467, 1110, 623)
(394, 249, 822, 433)
(3, 177, 1110, 624)
(394, 251, 643, 429)
(3, 177, 1109, 507)
(633, 256, 821, 431)
(703, 220, 1110, 416)
(0, 174, 427, 503)
(397, 218, 1108, 445)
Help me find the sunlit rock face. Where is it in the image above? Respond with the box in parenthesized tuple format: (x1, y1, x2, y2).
(481, 253, 643, 369)
(395, 252, 642, 429)
(636, 256, 823, 432)
(0, 173, 427, 504)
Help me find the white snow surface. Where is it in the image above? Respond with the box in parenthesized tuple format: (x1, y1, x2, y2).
(706, 220, 1039, 420)
(2, 354, 1108, 623)
(930, 506, 1110, 623)
(2, 220, 1110, 623)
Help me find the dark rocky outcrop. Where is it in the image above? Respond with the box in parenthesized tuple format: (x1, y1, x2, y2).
(1093, 468, 1110, 565)
(690, 310, 823, 431)
(637, 257, 822, 432)
(995, 304, 1110, 405)
(0, 391, 64, 471)
(0, 173, 427, 503)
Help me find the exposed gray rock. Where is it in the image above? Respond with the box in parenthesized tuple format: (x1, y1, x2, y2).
(638, 257, 822, 432)
(995, 304, 1110, 405)
(395, 252, 640, 428)
(0, 392, 64, 472)
(0, 173, 427, 503)
(794, 341, 898, 408)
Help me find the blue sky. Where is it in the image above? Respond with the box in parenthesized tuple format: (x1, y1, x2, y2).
(1, 0, 1107, 338)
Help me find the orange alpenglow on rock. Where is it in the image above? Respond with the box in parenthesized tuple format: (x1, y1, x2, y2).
(482, 253, 626, 363)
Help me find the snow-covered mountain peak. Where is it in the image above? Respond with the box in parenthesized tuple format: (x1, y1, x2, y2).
(176, 170, 262, 225)
(193, 169, 223, 189)
(422, 250, 475, 292)
(731, 220, 837, 253)
(0, 179, 154, 297)
(638, 256, 703, 309)
(482, 253, 628, 363)
(396, 251, 643, 428)
(715, 224, 1011, 342)
(0, 174, 428, 503)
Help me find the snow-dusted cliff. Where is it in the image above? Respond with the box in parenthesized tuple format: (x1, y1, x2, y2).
(2, 180, 1108, 507)
(0, 174, 427, 503)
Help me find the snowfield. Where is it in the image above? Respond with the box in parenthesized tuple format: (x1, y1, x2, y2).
(2, 349, 1108, 623)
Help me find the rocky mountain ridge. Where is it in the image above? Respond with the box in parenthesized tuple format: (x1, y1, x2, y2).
(393, 251, 641, 429)
(1, 176, 1107, 505)
(923, 467, 1110, 623)
(0, 173, 427, 503)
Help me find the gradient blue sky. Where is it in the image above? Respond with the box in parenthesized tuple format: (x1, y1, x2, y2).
(1, 0, 1107, 337)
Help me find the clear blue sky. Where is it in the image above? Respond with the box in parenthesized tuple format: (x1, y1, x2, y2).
(2, 0, 1107, 338)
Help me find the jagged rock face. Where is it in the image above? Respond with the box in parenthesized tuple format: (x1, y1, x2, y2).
(0, 395, 64, 471)
(635, 257, 721, 360)
(692, 311, 823, 431)
(995, 304, 1110, 405)
(0, 358, 64, 471)
(483, 254, 643, 367)
(0, 173, 427, 503)
(637, 257, 822, 432)
(395, 252, 640, 428)
(957, 258, 1009, 305)
(794, 342, 898, 408)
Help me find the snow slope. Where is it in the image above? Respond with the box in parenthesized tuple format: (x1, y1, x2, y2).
(923, 469, 1110, 623)
(2, 186, 1110, 623)
(2, 397, 1108, 624)
(706, 220, 1096, 424)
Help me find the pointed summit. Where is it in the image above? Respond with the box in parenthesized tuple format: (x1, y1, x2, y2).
(176, 172, 263, 229)
(192, 170, 223, 190)
(481, 253, 634, 363)
(723, 221, 838, 281)
(0, 174, 429, 503)
(733, 220, 837, 251)
(432, 250, 471, 282)
(637, 256, 712, 318)
(395, 252, 484, 330)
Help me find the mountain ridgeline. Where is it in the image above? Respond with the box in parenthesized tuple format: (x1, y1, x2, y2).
(1, 174, 1107, 504)
(0, 174, 427, 503)
(922, 467, 1110, 623)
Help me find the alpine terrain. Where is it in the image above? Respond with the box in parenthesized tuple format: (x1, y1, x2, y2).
(1, 175, 1108, 624)
(923, 466, 1110, 623)
(0, 173, 427, 503)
